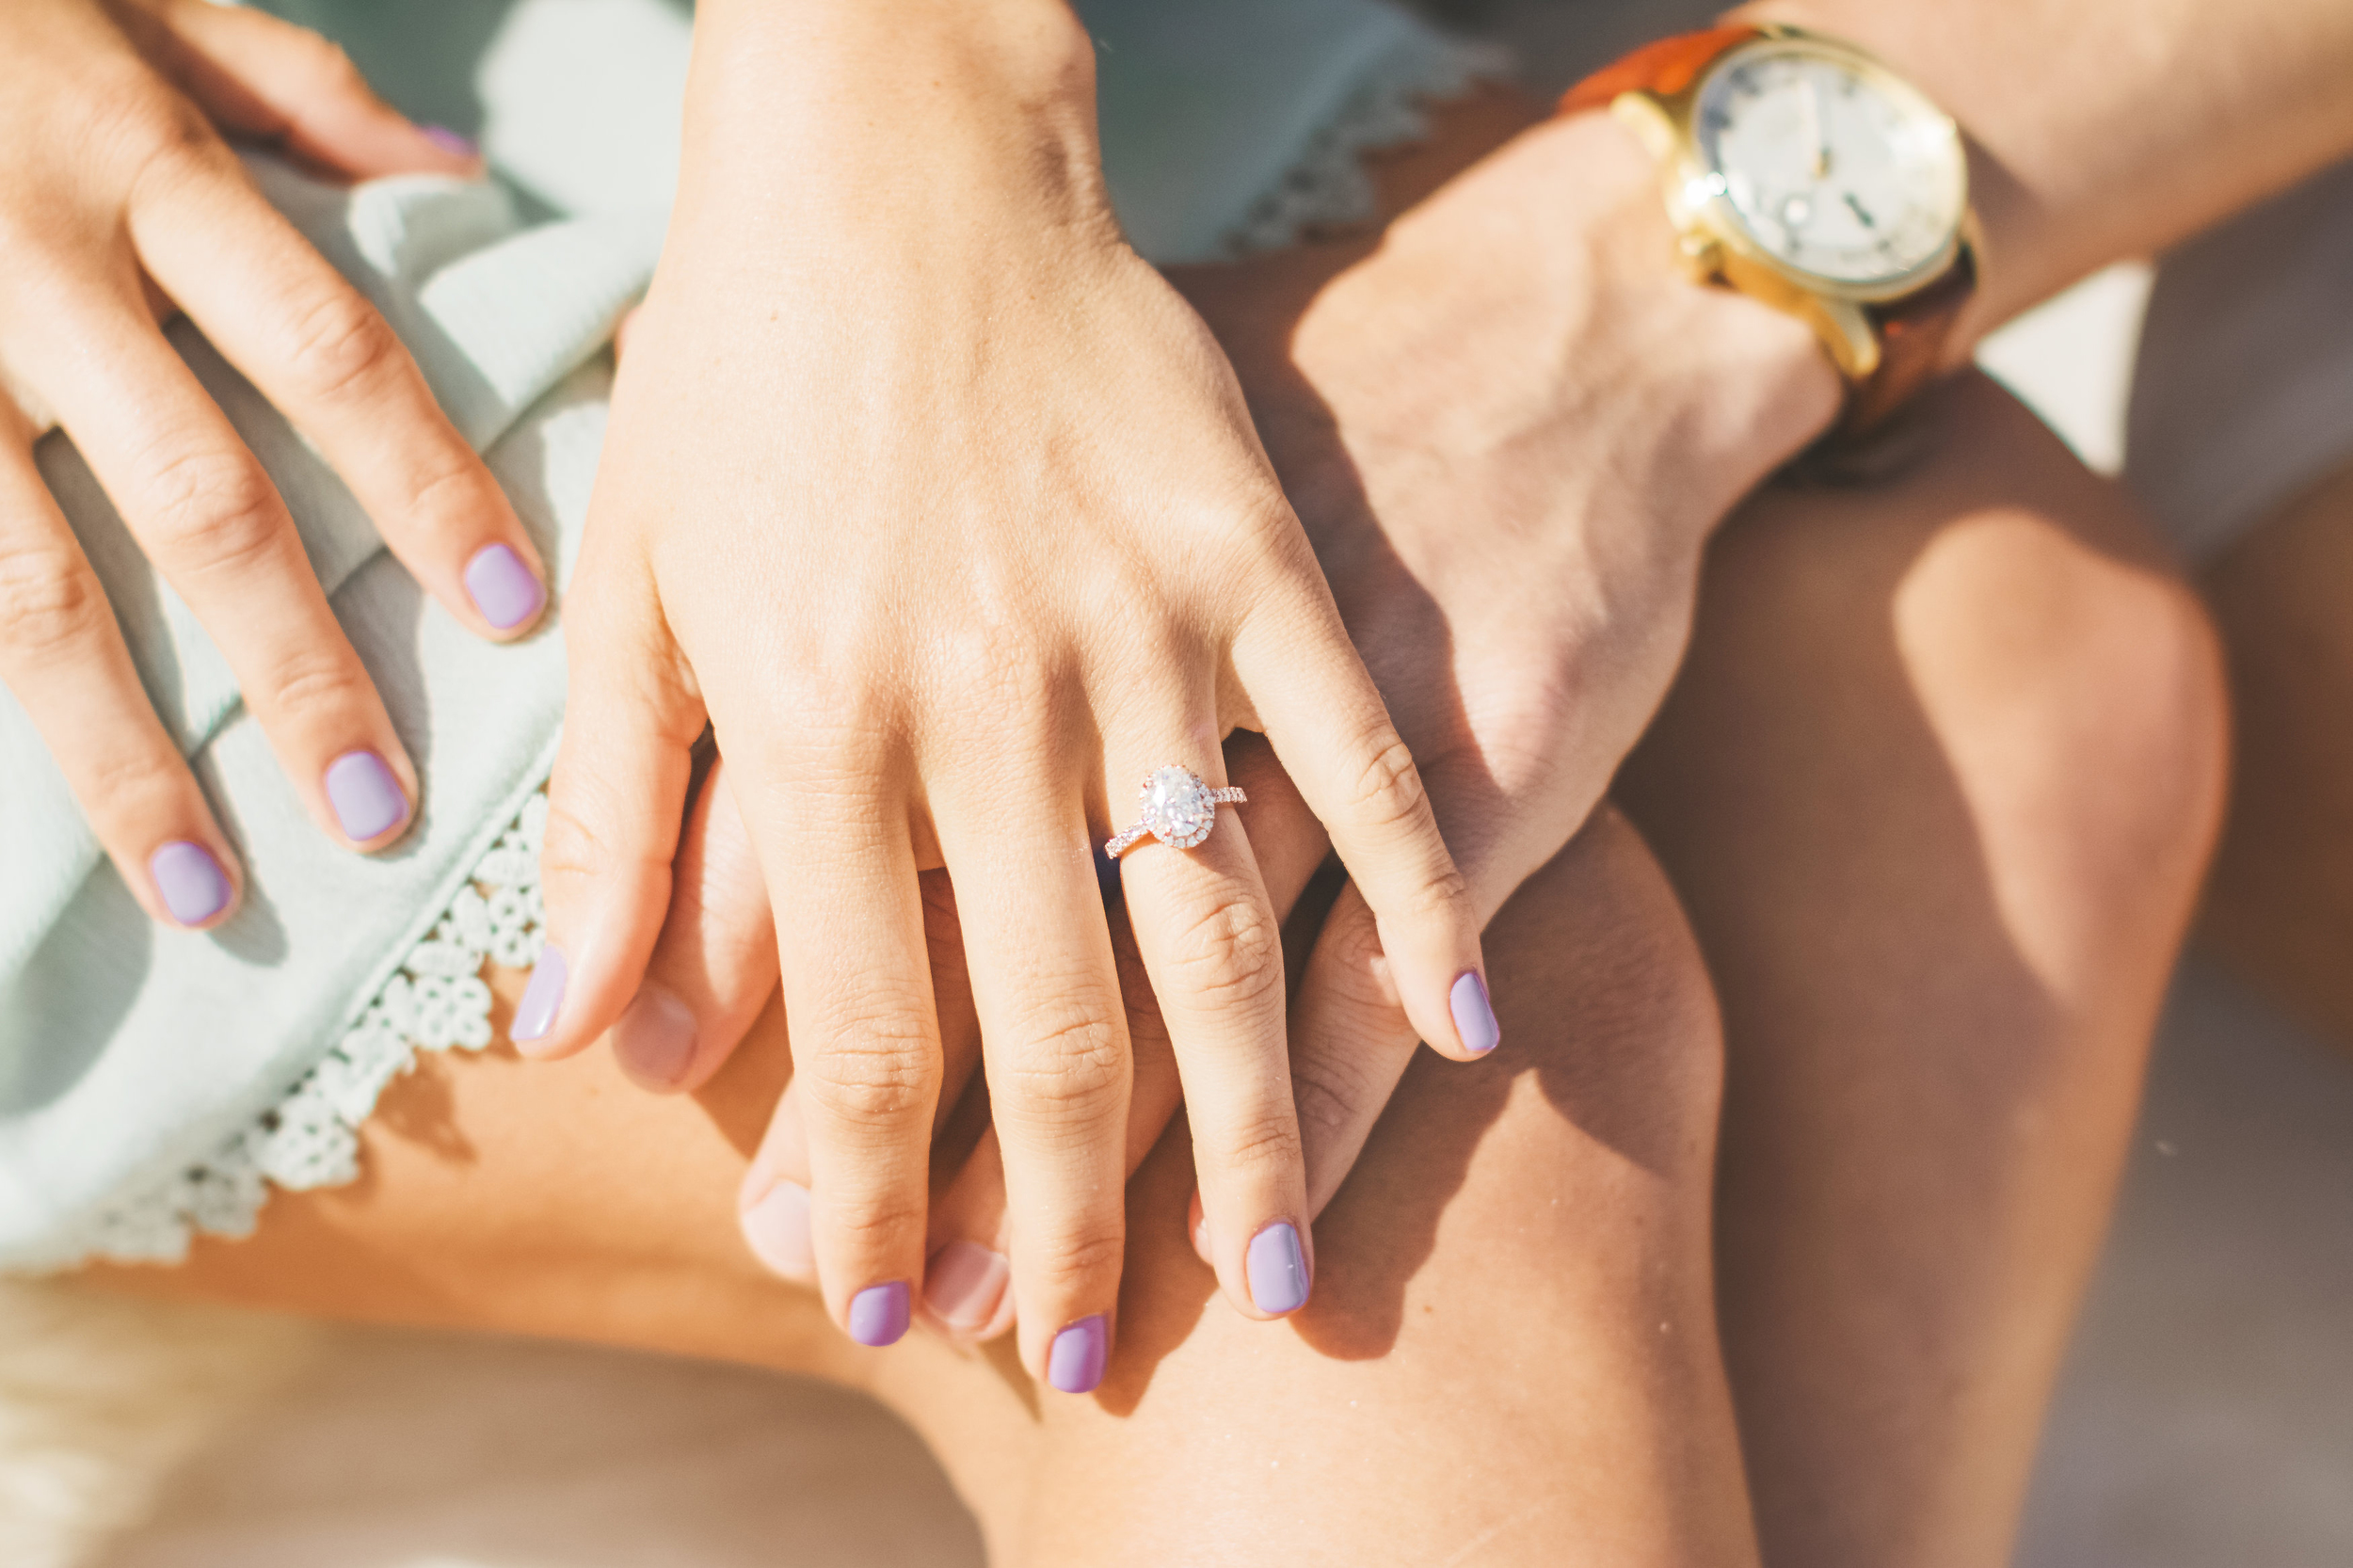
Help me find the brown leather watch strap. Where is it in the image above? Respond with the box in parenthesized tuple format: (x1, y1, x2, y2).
(1841, 240, 1977, 434)
(1558, 25, 1977, 438)
(1555, 24, 1760, 118)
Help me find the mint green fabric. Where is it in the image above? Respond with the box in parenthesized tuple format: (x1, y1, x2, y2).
(0, 0, 1488, 1269)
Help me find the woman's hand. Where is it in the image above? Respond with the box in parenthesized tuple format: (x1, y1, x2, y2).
(884, 97, 1846, 1325)
(0, 0, 547, 930)
(526, 0, 1484, 1386)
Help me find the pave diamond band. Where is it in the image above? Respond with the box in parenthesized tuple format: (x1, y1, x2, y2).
(1104, 765, 1247, 859)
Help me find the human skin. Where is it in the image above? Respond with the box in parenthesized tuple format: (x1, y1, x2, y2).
(106, 806, 1767, 1568)
(100, 364, 2225, 1568)
(1619, 375, 2226, 1566)
(528, 0, 1491, 1379)
(0, 0, 546, 927)
(94, 92, 2227, 1555)
(617, 0, 2353, 1372)
(2187, 456, 2353, 1048)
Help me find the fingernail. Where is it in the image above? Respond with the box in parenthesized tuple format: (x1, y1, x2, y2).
(150, 840, 231, 927)
(1247, 1221, 1310, 1316)
(1048, 1315, 1109, 1395)
(739, 1179, 816, 1281)
(323, 750, 410, 843)
(510, 946, 568, 1045)
(848, 1281, 911, 1348)
(462, 543, 547, 632)
(612, 983, 696, 1088)
(419, 123, 479, 159)
(1450, 970, 1501, 1056)
(922, 1240, 1011, 1333)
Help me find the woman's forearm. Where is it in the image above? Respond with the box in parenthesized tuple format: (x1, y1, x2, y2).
(678, 0, 1109, 247)
(1744, 0, 2353, 343)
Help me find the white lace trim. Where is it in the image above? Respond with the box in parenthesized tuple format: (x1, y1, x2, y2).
(1220, 34, 1513, 256)
(56, 791, 551, 1270)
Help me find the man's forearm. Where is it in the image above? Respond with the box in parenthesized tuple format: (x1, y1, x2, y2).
(1742, 0, 2353, 347)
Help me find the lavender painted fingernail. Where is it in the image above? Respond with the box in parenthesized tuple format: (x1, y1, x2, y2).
(923, 1241, 1011, 1333)
(323, 750, 409, 843)
(1048, 1315, 1109, 1394)
(419, 123, 479, 159)
(511, 946, 568, 1044)
(848, 1281, 911, 1348)
(462, 543, 546, 632)
(150, 841, 231, 927)
(1247, 1221, 1310, 1316)
(612, 984, 696, 1087)
(1451, 970, 1501, 1056)
(740, 1180, 816, 1281)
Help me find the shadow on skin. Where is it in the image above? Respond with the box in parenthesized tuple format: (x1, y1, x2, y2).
(1618, 371, 2220, 1564)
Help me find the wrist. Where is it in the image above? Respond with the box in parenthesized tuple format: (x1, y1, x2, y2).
(679, 0, 1108, 244)
(1291, 109, 1839, 551)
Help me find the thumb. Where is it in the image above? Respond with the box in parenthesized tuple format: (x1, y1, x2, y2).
(525, 561, 707, 1063)
(611, 758, 783, 1093)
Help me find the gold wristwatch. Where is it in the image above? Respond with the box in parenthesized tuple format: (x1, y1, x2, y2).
(1562, 24, 1979, 436)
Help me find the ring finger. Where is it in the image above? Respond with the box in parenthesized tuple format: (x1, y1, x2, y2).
(1105, 732, 1310, 1322)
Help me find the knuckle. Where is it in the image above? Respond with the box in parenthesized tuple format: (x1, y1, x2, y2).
(798, 1010, 939, 1128)
(114, 83, 216, 162)
(1339, 734, 1433, 836)
(79, 743, 187, 822)
(290, 35, 367, 97)
(396, 455, 491, 545)
(823, 1192, 929, 1251)
(1317, 901, 1403, 1002)
(280, 287, 405, 407)
(110, 89, 230, 195)
(136, 447, 283, 569)
(1159, 889, 1285, 1015)
(0, 543, 109, 668)
(1203, 1106, 1305, 1180)
(1289, 1050, 1386, 1143)
(535, 792, 616, 889)
(1024, 1221, 1128, 1298)
(257, 645, 371, 725)
(994, 1002, 1128, 1132)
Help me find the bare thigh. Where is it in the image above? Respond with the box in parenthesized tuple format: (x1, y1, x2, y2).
(1621, 373, 2228, 1568)
(2191, 455, 2353, 1046)
(99, 807, 1759, 1568)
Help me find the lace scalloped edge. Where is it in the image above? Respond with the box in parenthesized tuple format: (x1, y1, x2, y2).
(1219, 31, 1516, 257)
(24, 789, 552, 1273)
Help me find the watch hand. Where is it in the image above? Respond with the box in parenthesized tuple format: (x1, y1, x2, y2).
(1843, 190, 1877, 229)
(1807, 79, 1832, 179)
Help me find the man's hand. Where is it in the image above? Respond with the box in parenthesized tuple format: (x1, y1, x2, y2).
(1180, 104, 1837, 1214)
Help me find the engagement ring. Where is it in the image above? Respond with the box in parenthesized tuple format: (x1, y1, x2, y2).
(1103, 765, 1247, 859)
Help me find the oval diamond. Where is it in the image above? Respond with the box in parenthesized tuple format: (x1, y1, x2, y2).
(1139, 766, 1216, 850)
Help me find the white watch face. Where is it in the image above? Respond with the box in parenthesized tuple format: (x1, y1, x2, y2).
(1694, 41, 1965, 288)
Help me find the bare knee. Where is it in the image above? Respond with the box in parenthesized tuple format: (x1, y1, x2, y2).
(1043, 812, 1753, 1566)
(1886, 376, 2229, 998)
(1689, 374, 2226, 994)
(1476, 802, 1726, 1192)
